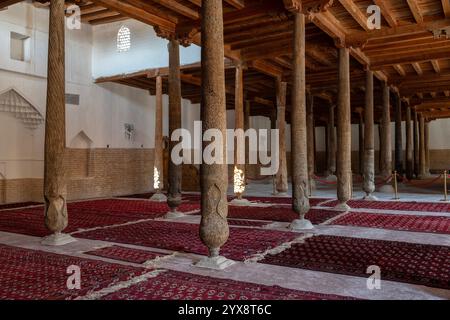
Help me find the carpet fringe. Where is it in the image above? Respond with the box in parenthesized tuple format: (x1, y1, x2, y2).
(143, 252, 177, 267)
(244, 234, 314, 264)
(75, 269, 167, 300)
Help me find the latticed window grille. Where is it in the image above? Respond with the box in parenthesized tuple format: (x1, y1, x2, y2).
(117, 26, 131, 52)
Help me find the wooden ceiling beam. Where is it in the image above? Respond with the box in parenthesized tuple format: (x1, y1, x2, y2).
(372, 0, 398, 27)
(406, 0, 424, 24)
(338, 0, 370, 31)
(148, 0, 200, 20)
(431, 60, 441, 73)
(411, 62, 423, 76)
(90, 0, 176, 32)
(224, 0, 245, 10)
(393, 64, 406, 76)
(444, 0, 450, 18)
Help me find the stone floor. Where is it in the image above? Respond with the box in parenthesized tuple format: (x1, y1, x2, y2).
(0, 178, 449, 300)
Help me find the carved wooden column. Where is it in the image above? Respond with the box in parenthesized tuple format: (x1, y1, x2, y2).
(230, 63, 248, 204)
(275, 80, 288, 195)
(425, 120, 431, 175)
(362, 70, 376, 200)
(244, 100, 250, 184)
(379, 82, 394, 192)
(413, 110, 419, 178)
(357, 108, 364, 175)
(306, 92, 316, 193)
(335, 47, 352, 211)
(289, 12, 312, 230)
(418, 114, 427, 179)
(405, 105, 414, 180)
(165, 39, 183, 217)
(394, 93, 403, 174)
(197, 0, 232, 269)
(150, 75, 167, 202)
(42, 0, 74, 246)
(326, 105, 337, 179)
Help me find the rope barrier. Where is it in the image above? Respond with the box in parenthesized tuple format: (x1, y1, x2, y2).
(401, 174, 444, 187)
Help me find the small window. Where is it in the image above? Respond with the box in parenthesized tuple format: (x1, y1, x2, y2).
(117, 26, 131, 53)
(10, 32, 30, 62)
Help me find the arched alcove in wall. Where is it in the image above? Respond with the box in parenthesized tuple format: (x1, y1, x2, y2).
(0, 88, 44, 130)
(69, 131, 95, 178)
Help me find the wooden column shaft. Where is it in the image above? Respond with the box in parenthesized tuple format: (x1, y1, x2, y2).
(199, 0, 229, 257)
(276, 80, 288, 194)
(291, 12, 310, 217)
(380, 83, 392, 177)
(363, 70, 375, 197)
(419, 114, 426, 178)
(154, 75, 164, 189)
(167, 40, 182, 210)
(306, 93, 315, 182)
(44, 0, 68, 234)
(326, 105, 336, 175)
(405, 106, 414, 180)
(413, 110, 419, 178)
(336, 47, 352, 205)
(394, 94, 403, 173)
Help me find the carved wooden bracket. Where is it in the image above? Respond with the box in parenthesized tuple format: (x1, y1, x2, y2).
(430, 27, 450, 40)
(154, 25, 197, 47)
(283, 0, 334, 14)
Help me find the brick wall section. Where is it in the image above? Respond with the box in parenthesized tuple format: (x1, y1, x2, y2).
(0, 148, 449, 204)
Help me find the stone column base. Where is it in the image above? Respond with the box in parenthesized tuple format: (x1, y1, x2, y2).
(289, 218, 314, 231)
(195, 256, 236, 270)
(326, 175, 337, 181)
(150, 192, 167, 202)
(362, 194, 378, 201)
(229, 198, 252, 206)
(334, 202, 351, 212)
(164, 210, 185, 219)
(41, 233, 77, 246)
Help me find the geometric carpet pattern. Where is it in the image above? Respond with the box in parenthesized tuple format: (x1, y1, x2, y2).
(100, 270, 357, 300)
(227, 207, 342, 224)
(0, 244, 145, 300)
(0, 199, 199, 237)
(84, 245, 170, 264)
(261, 235, 450, 290)
(77, 220, 298, 261)
(322, 200, 450, 213)
(333, 212, 450, 235)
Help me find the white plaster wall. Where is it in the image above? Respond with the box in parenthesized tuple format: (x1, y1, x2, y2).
(92, 19, 201, 78)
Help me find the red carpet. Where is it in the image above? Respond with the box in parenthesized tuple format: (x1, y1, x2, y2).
(332, 212, 450, 235)
(77, 220, 298, 261)
(85, 246, 169, 264)
(322, 200, 450, 213)
(0, 244, 145, 300)
(0, 202, 42, 210)
(261, 235, 450, 290)
(227, 219, 270, 227)
(227, 207, 341, 224)
(0, 199, 184, 237)
(241, 197, 329, 206)
(101, 270, 355, 300)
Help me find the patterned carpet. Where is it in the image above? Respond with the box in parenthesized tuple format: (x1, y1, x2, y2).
(77, 220, 298, 261)
(100, 270, 356, 300)
(332, 212, 450, 235)
(85, 245, 170, 264)
(0, 199, 200, 237)
(226, 207, 342, 224)
(0, 202, 42, 210)
(261, 235, 450, 289)
(322, 200, 450, 213)
(0, 244, 145, 300)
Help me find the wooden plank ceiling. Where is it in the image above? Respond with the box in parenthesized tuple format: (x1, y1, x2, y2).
(2, 0, 450, 124)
